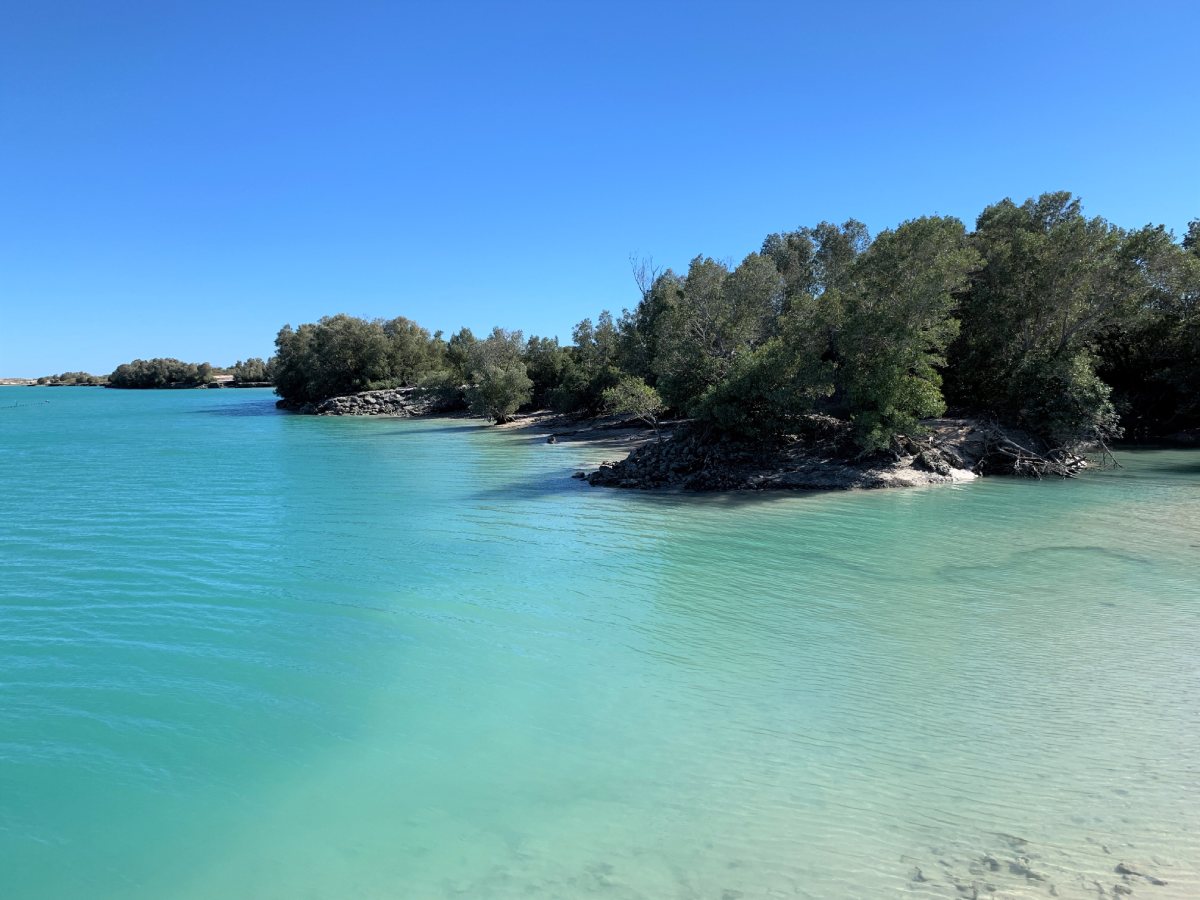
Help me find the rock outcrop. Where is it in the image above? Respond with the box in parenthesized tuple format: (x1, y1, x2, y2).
(275, 387, 465, 417)
(585, 417, 1090, 492)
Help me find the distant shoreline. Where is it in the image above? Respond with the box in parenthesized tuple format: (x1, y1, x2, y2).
(0, 380, 272, 389)
(6, 382, 1194, 490)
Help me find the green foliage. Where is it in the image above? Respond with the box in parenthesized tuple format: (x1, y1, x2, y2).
(1011, 351, 1119, 445)
(523, 336, 572, 408)
(601, 376, 664, 431)
(835, 216, 979, 449)
(36, 371, 106, 385)
(759, 219, 870, 308)
(545, 356, 585, 413)
(108, 358, 214, 388)
(615, 271, 681, 380)
(444, 328, 477, 383)
(652, 253, 783, 412)
(381, 317, 444, 384)
(273, 314, 445, 404)
(689, 287, 834, 440)
(1184, 219, 1199, 255)
(761, 230, 817, 306)
(229, 357, 273, 383)
(414, 370, 464, 407)
(948, 192, 1192, 443)
(548, 313, 622, 413)
(807, 219, 871, 296)
(1093, 229, 1200, 433)
(652, 257, 728, 409)
(1173, 218, 1200, 423)
(686, 217, 971, 448)
(693, 337, 833, 441)
(273, 316, 389, 403)
(464, 328, 533, 424)
(257, 194, 1198, 450)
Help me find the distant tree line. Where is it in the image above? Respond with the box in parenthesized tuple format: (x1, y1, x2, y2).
(102, 357, 277, 388)
(108, 358, 215, 388)
(228, 357, 274, 383)
(270, 193, 1200, 446)
(36, 371, 106, 385)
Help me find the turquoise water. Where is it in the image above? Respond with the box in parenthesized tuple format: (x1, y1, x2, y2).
(1, 386, 1197, 899)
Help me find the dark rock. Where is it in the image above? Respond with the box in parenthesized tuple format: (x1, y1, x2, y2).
(1008, 857, 1044, 881)
(891, 434, 919, 457)
(582, 416, 1094, 493)
(275, 398, 317, 413)
(278, 386, 467, 417)
(939, 445, 966, 469)
(1116, 862, 1167, 886)
(915, 448, 953, 476)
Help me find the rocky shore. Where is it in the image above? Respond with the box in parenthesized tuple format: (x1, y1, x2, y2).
(272, 387, 1100, 493)
(581, 416, 1091, 492)
(275, 386, 465, 417)
(581, 416, 982, 491)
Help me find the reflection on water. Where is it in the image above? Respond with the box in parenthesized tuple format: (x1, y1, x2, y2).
(0, 387, 1197, 899)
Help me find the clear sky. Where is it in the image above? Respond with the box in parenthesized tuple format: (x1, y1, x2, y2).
(2, 0, 1197, 376)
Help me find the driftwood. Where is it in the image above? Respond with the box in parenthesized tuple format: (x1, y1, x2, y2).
(1086, 437, 1123, 471)
(974, 422, 1090, 479)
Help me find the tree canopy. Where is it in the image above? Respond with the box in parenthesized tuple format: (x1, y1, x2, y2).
(464, 328, 532, 424)
(36, 371, 106, 385)
(229, 358, 273, 383)
(108, 358, 214, 388)
(272, 314, 443, 404)
(266, 193, 1198, 446)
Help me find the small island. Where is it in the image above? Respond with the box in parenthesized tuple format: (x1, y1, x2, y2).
(33, 372, 107, 386)
(105, 357, 274, 389)
(11, 358, 277, 390)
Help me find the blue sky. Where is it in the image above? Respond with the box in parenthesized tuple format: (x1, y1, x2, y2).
(2, 0, 1198, 376)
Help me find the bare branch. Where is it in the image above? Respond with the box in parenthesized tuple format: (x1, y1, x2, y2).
(629, 253, 661, 300)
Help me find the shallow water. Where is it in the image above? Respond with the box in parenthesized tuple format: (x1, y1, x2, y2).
(1, 387, 1197, 899)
